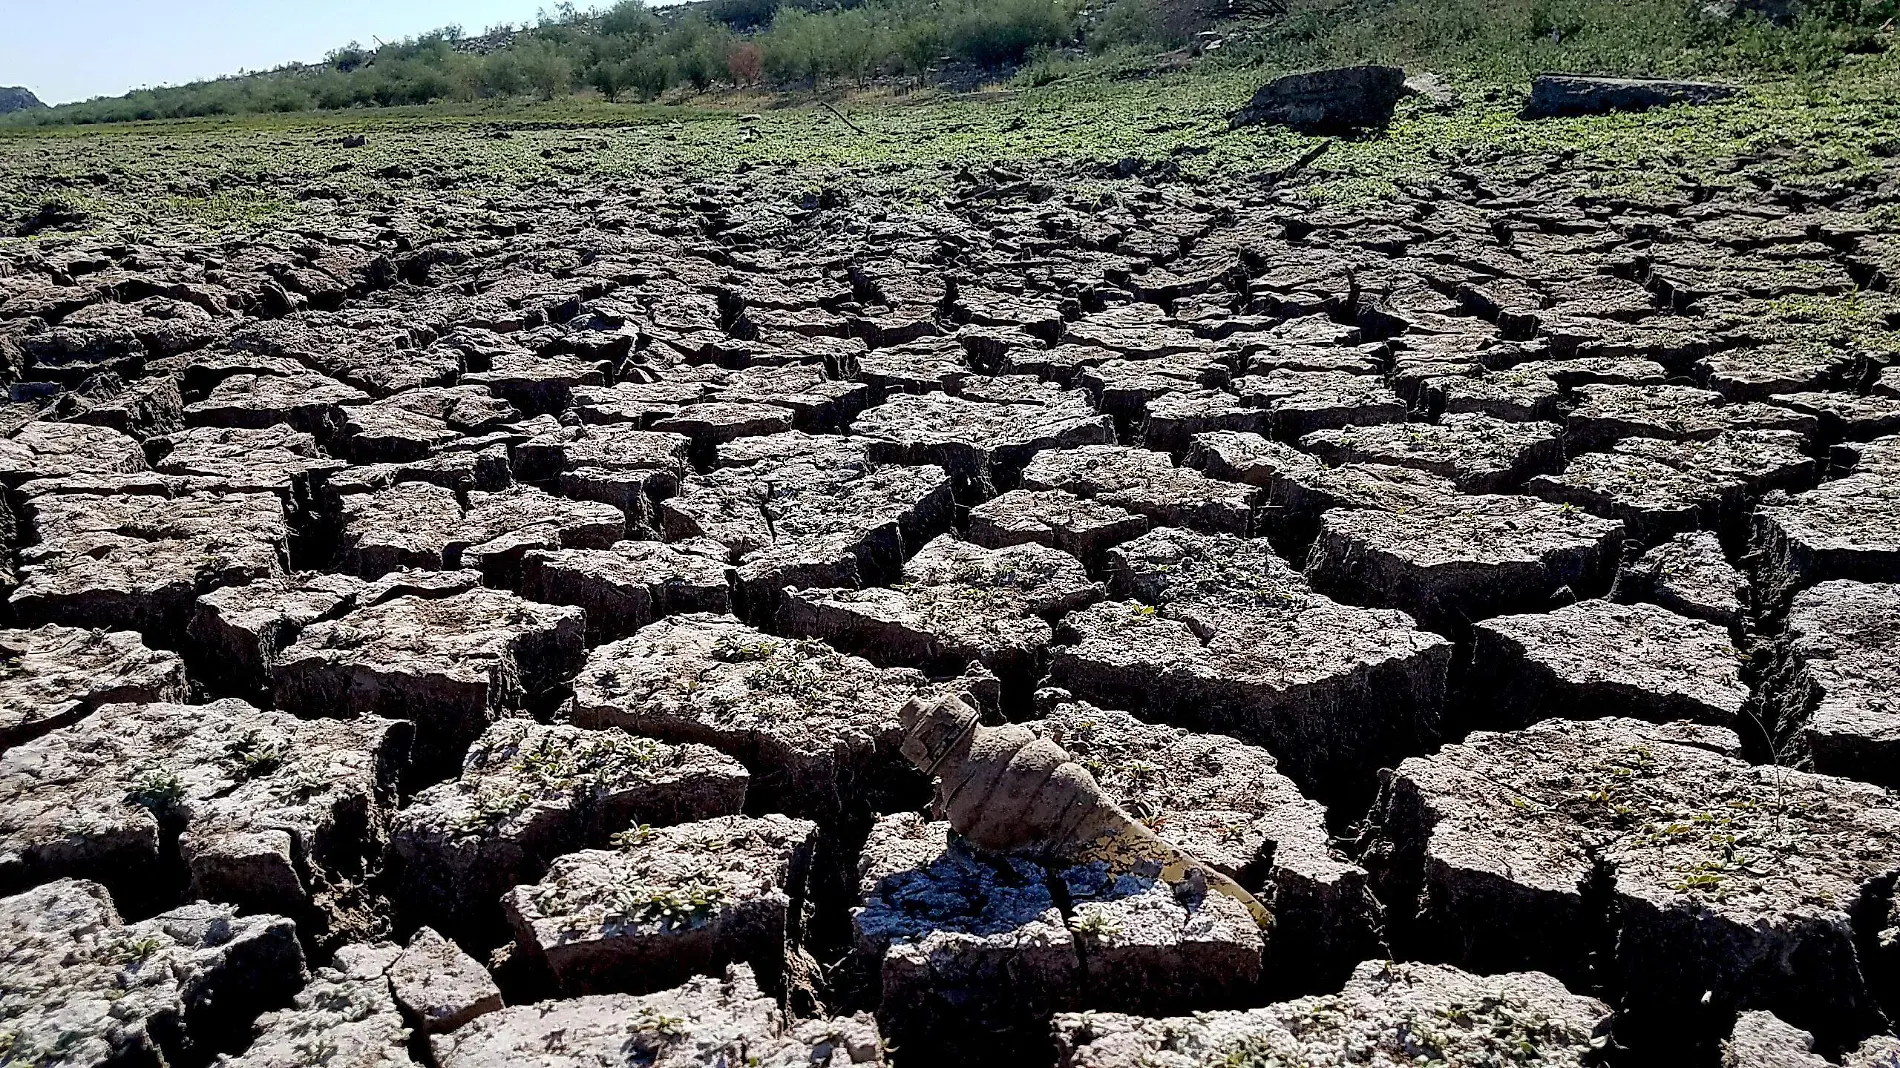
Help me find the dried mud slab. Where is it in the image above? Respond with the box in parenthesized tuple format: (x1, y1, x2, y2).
(504, 813, 816, 997)
(183, 372, 370, 439)
(10, 488, 289, 641)
(1618, 530, 1749, 628)
(1783, 580, 1900, 790)
(1234, 369, 1409, 441)
(1050, 527, 1449, 806)
(432, 964, 883, 1068)
(1300, 414, 1563, 494)
(1565, 384, 1818, 452)
(185, 571, 365, 698)
(0, 879, 307, 1068)
(850, 815, 1078, 1058)
(851, 389, 1115, 498)
(661, 445, 953, 612)
(968, 487, 1150, 563)
(571, 614, 967, 822)
(1756, 471, 1900, 589)
(1021, 445, 1258, 536)
(389, 926, 504, 1035)
(389, 719, 747, 945)
(1052, 959, 1609, 1068)
(337, 385, 520, 463)
(0, 624, 186, 750)
(1362, 716, 1900, 1055)
(1468, 598, 1748, 732)
(0, 698, 406, 922)
(223, 942, 411, 1068)
(335, 481, 463, 578)
(273, 587, 585, 783)
(1305, 492, 1624, 633)
(1183, 430, 1459, 543)
(446, 485, 625, 587)
(0, 420, 146, 486)
(781, 534, 1102, 699)
(148, 425, 346, 516)
(519, 537, 733, 643)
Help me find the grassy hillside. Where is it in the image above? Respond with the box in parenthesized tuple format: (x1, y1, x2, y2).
(8, 38, 1900, 243)
(8, 0, 1898, 126)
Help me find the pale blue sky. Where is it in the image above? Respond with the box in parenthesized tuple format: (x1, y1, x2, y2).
(2, 1, 590, 105)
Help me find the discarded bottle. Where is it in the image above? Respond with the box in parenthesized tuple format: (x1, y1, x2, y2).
(897, 692, 1273, 929)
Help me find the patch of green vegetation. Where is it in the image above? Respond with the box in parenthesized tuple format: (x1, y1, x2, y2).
(124, 769, 186, 815)
(608, 874, 732, 929)
(222, 730, 286, 781)
(712, 634, 781, 662)
(119, 935, 166, 965)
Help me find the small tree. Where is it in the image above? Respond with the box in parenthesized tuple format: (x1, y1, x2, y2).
(727, 42, 764, 85)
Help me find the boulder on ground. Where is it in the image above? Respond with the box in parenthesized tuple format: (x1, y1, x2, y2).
(1229, 65, 1409, 133)
(1525, 74, 1740, 119)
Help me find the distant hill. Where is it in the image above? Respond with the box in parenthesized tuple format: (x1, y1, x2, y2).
(0, 87, 44, 114)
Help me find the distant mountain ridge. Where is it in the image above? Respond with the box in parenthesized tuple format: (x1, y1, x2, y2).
(0, 87, 44, 113)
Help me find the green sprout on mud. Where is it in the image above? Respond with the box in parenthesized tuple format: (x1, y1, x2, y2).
(1071, 911, 1123, 939)
(459, 786, 532, 832)
(120, 935, 166, 965)
(222, 730, 285, 780)
(712, 635, 779, 663)
(612, 824, 658, 849)
(633, 1007, 689, 1038)
(744, 649, 822, 699)
(125, 769, 186, 815)
(610, 876, 731, 931)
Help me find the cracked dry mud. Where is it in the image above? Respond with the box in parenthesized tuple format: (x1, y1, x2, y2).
(5, 104, 1900, 1068)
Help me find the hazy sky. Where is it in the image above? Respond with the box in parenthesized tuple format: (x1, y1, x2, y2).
(2, 1, 581, 105)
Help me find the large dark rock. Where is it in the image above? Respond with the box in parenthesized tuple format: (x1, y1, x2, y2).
(1229, 66, 1408, 133)
(1525, 74, 1740, 118)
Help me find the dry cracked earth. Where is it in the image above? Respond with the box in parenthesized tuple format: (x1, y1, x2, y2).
(4, 144, 1900, 1068)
